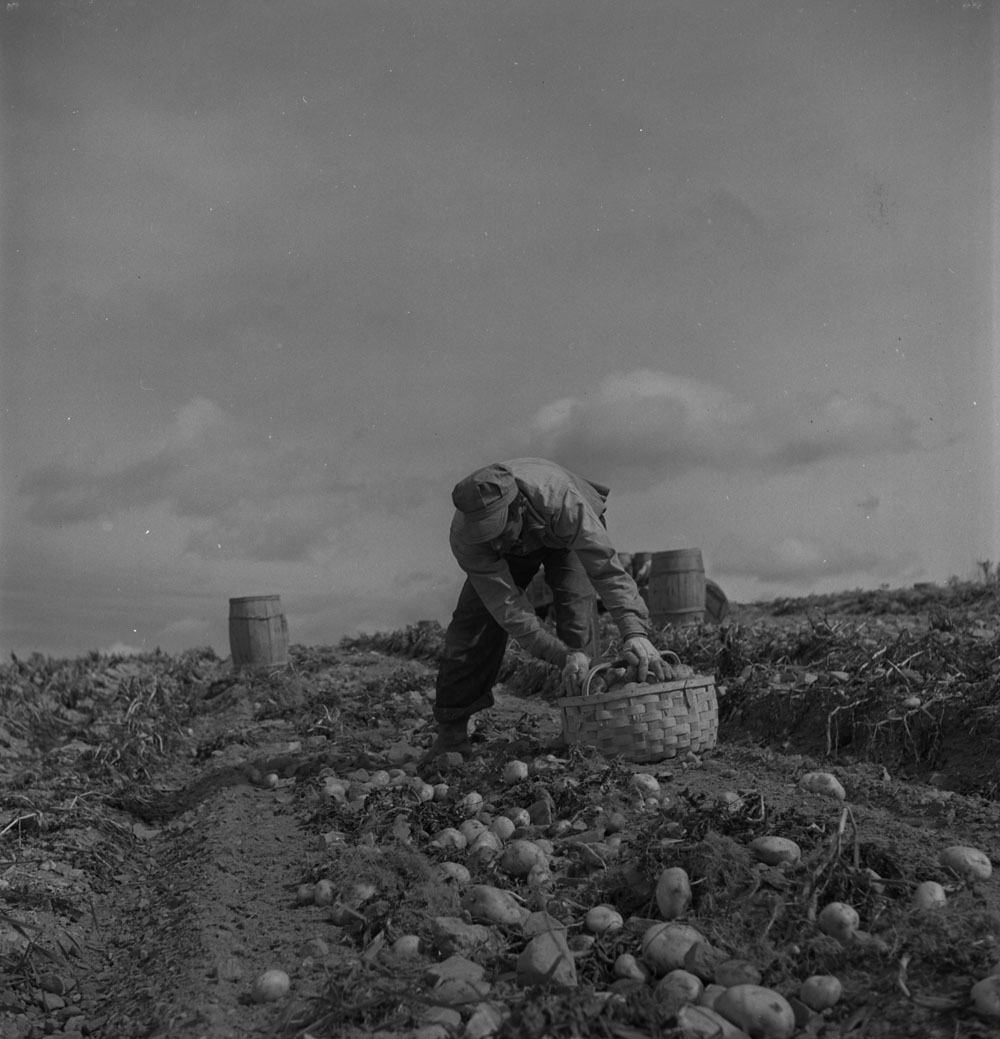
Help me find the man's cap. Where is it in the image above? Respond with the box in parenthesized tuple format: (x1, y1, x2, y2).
(451, 463, 518, 543)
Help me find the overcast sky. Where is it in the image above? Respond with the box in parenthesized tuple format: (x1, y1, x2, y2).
(1, 0, 997, 659)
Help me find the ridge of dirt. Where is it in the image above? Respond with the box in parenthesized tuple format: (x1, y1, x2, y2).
(95, 754, 333, 1039)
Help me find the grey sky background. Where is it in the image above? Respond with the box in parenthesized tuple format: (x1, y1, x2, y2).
(1, 0, 997, 658)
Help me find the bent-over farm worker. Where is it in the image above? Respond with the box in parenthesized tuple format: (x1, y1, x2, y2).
(425, 457, 674, 760)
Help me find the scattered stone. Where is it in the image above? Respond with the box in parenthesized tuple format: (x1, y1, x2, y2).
(464, 1002, 510, 1039)
(36, 976, 67, 997)
(527, 799, 554, 826)
(420, 1006, 462, 1028)
(516, 929, 578, 988)
(684, 942, 728, 981)
(39, 991, 65, 1012)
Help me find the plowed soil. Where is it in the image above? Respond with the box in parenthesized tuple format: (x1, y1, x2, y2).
(1, 582, 998, 1039)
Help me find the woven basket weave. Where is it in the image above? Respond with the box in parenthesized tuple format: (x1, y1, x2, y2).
(557, 651, 718, 763)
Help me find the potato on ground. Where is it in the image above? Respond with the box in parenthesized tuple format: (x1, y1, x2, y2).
(715, 984, 796, 1039)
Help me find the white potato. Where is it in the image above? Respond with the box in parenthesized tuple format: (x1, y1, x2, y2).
(971, 975, 1000, 1018)
(499, 839, 549, 877)
(817, 901, 859, 944)
(507, 807, 532, 828)
(526, 862, 553, 890)
(749, 836, 801, 867)
(642, 922, 706, 976)
(632, 773, 661, 797)
(654, 969, 704, 1015)
(467, 830, 504, 866)
(320, 777, 348, 803)
(502, 760, 530, 784)
(489, 815, 517, 841)
(584, 905, 624, 935)
(799, 974, 843, 1011)
(940, 845, 993, 883)
(251, 969, 290, 1003)
(469, 829, 504, 854)
(461, 791, 484, 814)
(798, 771, 846, 801)
(613, 953, 650, 982)
(912, 880, 947, 910)
(714, 984, 796, 1039)
(461, 884, 529, 926)
(655, 866, 693, 920)
(391, 934, 422, 957)
(429, 827, 467, 851)
(312, 879, 335, 907)
(459, 818, 487, 843)
(431, 861, 471, 885)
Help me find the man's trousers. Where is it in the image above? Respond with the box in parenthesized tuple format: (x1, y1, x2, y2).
(433, 547, 600, 724)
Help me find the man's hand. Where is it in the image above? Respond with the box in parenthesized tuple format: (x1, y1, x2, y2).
(623, 636, 672, 684)
(560, 651, 590, 696)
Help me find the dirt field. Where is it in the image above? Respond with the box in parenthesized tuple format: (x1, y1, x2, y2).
(1, 581, 998, 1038)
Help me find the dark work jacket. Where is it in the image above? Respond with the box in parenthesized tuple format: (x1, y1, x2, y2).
(449, 457, 650, 665)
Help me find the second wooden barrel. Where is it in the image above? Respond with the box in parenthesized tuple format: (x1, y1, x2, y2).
(647, 548, 706, 626)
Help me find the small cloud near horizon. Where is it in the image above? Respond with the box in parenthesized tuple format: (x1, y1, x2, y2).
(714, 536, 922, 587)
(99, 642, 146, 658)
(514, 369, 922, 490)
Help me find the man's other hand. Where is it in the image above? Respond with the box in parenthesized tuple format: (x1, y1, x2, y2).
(560, 651, 590, 696)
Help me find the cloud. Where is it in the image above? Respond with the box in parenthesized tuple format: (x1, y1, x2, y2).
(183, 505, 335, 563)
(17, 397, 367, 562)
(715, 536, 921, 587)
(99, 642, 146, 658)
(20, 397, 234, 523)
(515, 369, 920, 489)
(16, 395, 450, 566)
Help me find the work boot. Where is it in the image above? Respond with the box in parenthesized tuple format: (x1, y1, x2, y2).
(420, 719, 474, 765)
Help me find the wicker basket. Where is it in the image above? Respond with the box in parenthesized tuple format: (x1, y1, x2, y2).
(557, 651, 718, 763)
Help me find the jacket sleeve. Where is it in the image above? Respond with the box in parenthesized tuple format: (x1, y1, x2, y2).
(450, 538, 572, 666)
(545, 488, 650, 641)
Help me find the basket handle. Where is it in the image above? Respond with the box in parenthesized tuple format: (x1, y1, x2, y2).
(581, 650, 682, 698)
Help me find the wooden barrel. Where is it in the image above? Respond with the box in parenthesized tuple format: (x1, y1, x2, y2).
(228, 595, 289, 670)
(647, 549, 705, 626)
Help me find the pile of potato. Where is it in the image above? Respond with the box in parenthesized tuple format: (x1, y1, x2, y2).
(291, 758, 998, 1037)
